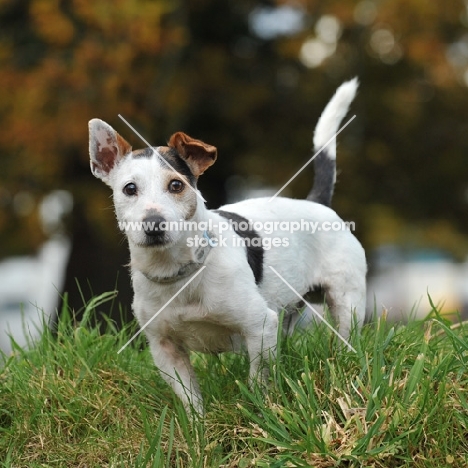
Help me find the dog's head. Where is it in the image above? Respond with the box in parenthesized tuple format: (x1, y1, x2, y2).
(88, 119, 217, 248)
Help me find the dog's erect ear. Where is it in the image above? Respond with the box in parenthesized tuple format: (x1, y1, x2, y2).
(89, 119, 132, 184)
(168, 132, 217, 177)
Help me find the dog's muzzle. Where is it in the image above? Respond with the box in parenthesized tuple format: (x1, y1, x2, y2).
(142, 214, 167, 245)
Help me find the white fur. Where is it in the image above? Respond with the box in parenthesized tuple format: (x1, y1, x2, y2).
(313, 78, 358, 160)
(89, 80, 366, 415)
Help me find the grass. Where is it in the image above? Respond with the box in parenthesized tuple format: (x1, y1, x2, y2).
(1, 294, 467, 467)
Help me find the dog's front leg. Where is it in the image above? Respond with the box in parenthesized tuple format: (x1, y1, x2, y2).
(147, 337, 203, 415)
(243, 307, 279, 390)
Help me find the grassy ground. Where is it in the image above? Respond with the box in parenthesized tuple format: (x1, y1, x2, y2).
(0, 293, 467, 467)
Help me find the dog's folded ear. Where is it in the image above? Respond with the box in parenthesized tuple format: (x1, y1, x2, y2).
(168, 132, 217, 177)
(89, 119, 132, 184)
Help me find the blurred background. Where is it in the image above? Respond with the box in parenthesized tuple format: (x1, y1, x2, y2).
(1, 0, 468, 353)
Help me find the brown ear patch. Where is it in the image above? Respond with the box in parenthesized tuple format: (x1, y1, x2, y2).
(91, 147, 115, 174)
(89, 119, 132, 181)
(168, 132, 217, 177)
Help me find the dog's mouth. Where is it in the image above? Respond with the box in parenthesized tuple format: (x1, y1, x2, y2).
(137, 233, 173, 248)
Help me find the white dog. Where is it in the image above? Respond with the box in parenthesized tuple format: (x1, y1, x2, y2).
(88, 79, 366, 414)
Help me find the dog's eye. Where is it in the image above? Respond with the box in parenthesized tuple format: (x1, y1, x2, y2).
(123, 183, 138, 196)
(168, 180, 184, 193)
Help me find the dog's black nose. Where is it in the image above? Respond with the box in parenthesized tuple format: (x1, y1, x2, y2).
(142, 215, 166, 237)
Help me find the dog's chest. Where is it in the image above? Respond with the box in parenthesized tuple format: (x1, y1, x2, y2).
(134, 285, 242, 354)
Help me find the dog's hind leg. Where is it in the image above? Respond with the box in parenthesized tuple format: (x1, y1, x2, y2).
(319, 234, 367, 340)
(323, 279, 366, 340)
(148, 338, 204, 415)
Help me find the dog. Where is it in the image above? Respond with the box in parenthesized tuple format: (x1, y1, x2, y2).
(88, 79, 366, 415)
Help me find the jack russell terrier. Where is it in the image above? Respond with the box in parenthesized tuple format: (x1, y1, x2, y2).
(88, 78, 366, 414)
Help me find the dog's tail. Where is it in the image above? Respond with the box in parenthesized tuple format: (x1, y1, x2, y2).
(307, 78, 358, 207)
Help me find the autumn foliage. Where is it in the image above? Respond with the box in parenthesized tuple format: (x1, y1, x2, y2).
(1, 0, 468, 304)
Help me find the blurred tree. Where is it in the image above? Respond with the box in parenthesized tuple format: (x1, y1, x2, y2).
(0, 0, 190, 320)
(0, 0, 468, 322)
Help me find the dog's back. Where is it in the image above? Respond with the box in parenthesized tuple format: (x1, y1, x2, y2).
(216, 78, 365, 335)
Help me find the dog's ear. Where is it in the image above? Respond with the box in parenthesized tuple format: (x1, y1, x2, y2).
(89, 119, 132, 184)
(168, 132, 217, 177)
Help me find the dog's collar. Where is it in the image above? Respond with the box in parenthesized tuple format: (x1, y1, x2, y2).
(141, 231, 217, 284)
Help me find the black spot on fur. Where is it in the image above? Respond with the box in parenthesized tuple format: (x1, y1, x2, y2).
(131, 147, 155, 159)
(159, 148, 197, 185)
(307, 148, 335, 207)
(132, 147, 197, 187)
(215, 210, 264, 285)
